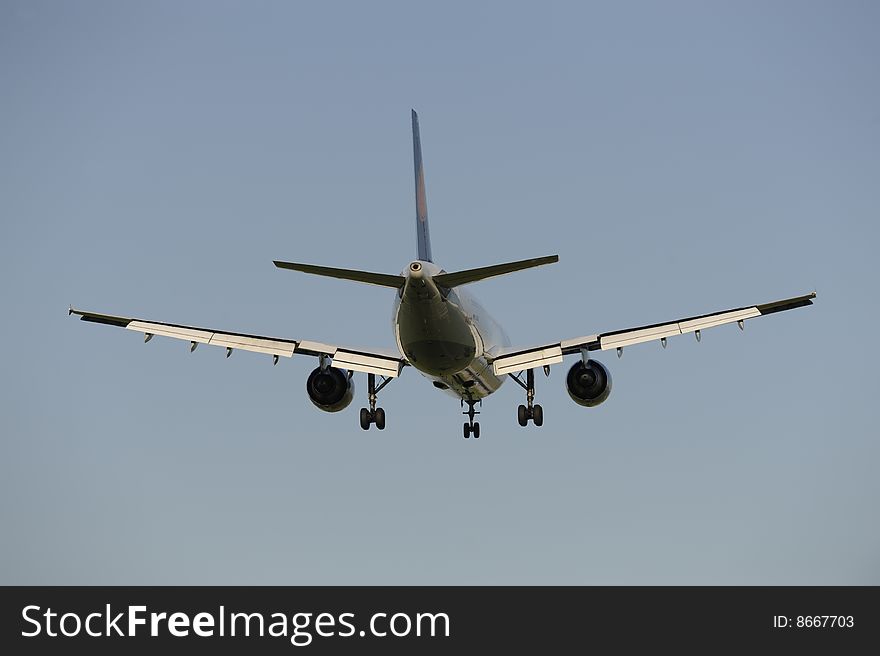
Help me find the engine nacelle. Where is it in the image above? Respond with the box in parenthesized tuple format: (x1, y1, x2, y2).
(306, 366, 354, 412)
(566, 359, 612, 407)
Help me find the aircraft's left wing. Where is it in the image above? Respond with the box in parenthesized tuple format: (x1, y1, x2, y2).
(489, 292, 816, 376)
(68, 308, 407, 377)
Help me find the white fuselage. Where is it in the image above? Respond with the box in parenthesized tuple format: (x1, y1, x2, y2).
(392, 261, 510, 400)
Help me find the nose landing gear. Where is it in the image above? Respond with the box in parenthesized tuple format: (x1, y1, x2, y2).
(462, 398, 481, 439)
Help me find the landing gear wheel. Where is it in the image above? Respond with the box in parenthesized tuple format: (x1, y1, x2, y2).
(532, 404, 544, 427)
(517, 404, 528, 427)
(511, 369, 544, 428)
(462, 398, 481, 438)
(363, 372, 393, 432)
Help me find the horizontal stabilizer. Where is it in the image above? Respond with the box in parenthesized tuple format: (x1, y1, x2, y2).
(274, 261, 405, 288)
(432, 255, 559, 288)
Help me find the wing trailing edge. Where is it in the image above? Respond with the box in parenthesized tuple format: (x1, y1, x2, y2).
(489, 291, 816, 375)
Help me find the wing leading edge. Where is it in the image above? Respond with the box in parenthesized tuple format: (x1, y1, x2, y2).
(69, 307, 407, 377)
(490, 292, 816, 376)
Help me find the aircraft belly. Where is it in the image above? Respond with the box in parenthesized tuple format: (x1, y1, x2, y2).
(394, 295, 505, 399)
(430, 355, 505, 400)
(397, 298, 477, 376)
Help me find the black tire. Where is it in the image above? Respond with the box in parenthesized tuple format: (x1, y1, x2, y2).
(359, 408, 371, 430)
(517, 404, 528, 427)
(374, 407, 386, 430)
(463, 422, 471, 439)
(533, 404, 544, 427)
(473, 422, 480, 439)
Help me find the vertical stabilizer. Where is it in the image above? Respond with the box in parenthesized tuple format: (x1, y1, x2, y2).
(412, 109, 433, 262)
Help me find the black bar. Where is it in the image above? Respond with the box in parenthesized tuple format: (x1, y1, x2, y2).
(1, 586, 876, 654)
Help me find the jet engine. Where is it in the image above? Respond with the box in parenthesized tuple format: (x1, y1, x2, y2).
(566, 359, 612, 407)
(306, 366, 354, 412)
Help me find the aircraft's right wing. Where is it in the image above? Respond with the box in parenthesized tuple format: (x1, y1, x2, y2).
(69, 308, 407, 377)
(489, 292, 816, 376)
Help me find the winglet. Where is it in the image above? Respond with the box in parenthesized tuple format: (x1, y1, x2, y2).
(755, 291, 816, 316)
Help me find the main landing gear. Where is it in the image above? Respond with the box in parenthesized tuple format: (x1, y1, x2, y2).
(360, 373, 391, 430)
(509, 368, 545, 427)
(462, 399, 481, 439)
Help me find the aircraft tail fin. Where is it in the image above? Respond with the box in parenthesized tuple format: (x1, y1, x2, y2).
(432, 255, 559, 288)
(412, 109, 433, 263)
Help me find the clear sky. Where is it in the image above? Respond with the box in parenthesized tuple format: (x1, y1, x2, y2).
(1, 0, 878, 584)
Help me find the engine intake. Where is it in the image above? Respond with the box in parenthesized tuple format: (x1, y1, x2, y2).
(306, 366, 354, 412)
(566, 359, 612, 407)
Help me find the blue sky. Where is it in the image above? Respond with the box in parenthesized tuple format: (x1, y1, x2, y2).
(1, 0, 878, 584)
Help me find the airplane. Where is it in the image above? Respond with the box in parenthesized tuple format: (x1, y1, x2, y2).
(70, 110, 816, 439)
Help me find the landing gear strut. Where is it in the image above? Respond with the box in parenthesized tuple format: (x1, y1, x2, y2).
(509, 368, 544, 427)
(462, 398, 481, 439)
(360, 373, 390, 430)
